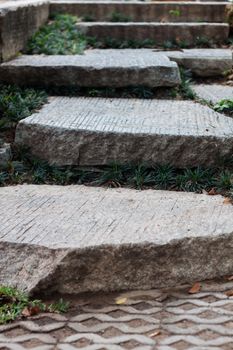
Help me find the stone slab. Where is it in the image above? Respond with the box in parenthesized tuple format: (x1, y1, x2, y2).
(50, 1, 228, 23)
(165, 49, 233, 77)
(15, 97, 233, 168)
(0, 143, 11, 167)
(0, 50, 181, 87)
(0, 0, 49, 62)
(76, 22, 229, 45)
(192, 84, 233, 104)
(1, 184, 233, 294)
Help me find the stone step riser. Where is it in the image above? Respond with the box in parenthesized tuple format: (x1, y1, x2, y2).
(0, 51, 181, 88)
(76, 22, 230, 45)
(0, 0, 49, 62)
(50, 1, 229, 23)
(15, 97, 233, 169)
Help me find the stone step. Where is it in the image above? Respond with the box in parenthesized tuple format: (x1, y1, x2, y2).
(1, 184, 233, 294)
(192, 84, 233, 104)
(0, 50, 181, 88)
(15, 97, 233, 168)
(0, 0, 49, 62)
(76, 22, 229, 45)
(50, 1, 229, 23)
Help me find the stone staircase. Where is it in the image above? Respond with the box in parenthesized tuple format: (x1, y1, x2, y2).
(0, 0, 233, 294)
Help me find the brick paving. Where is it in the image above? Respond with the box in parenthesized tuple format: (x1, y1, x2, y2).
(1, 279, 233, 349)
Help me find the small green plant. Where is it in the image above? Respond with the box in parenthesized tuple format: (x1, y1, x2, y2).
(178, 68, 196, 100)
(109, 11, 132, 22)
(27, 14, 87, 55)
(0, 85, 47, 131)
(169, 9, 181, 17)
(214, 99, 233, 116)
(0, 286, 69, 324)
(82, 14, 96, 22)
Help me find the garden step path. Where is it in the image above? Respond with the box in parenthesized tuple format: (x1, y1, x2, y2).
(15, 97, 233, 168)
(192, 84, 233, 104)
(76, 22, 229, 45)
(1, 184, 233, 294)
(0, 50, 181, 88)
(50, 1, 229, 23)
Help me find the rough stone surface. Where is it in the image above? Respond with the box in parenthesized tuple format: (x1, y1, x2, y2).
(1, 184, 233, 294)
(165, 48, 233, 77)
(0, 142, 11, 167)
(76, 22, 229, 45)
(192, 84, 233, 104)
(0, 50, 181, 87)
(0, 0, 49, 61)
(50, 1, 228, 23)
(15, 97, 233, 168)
(1, 279, 233, 349)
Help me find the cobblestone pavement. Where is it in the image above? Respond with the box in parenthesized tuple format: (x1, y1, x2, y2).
(1, 279, 233, 350)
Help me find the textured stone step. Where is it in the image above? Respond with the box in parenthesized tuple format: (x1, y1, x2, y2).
(0, 0, 49, 61)
(50, 1, 229, 23)
(1, 184, 233, 294)
(192, 84, 233, 103)
(164, 48, 232, 77)
(15, 97, 233, 168)
(76, 22, 229, 45)
(0, 50, 181, 88)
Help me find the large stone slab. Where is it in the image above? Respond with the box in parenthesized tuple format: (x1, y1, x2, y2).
(0, 184, 233, 294)
(76, 22, 229, 46)
(50, 1, 228, 23)
(15, 97, 233, 168)
(192, 84, 233, 104)
(165, 49, 232, 77)
(0, 0, 49, 61)
(0, 50, 181, 87)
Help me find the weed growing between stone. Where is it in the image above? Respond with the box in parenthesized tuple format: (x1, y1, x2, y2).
(0, 286, 69, 324)
(214, 99, 233, 117)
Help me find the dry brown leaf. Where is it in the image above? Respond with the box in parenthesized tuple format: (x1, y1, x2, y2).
(227, 276, 233, 281)
(22, 305, 40, 317)
(225, 290, 233, 297)
(223, 197, 232, 205)
(189, 282, 201, 294)
(149, 330, 161, 337)
(115, 297, 127, 305)
(208, 188, 217, 196)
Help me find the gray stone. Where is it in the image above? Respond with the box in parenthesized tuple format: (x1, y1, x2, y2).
(192, 84, 233, 104)
(165, 49, 233, 77)
(0, 50, 181, 87)
(0, 143, 11, 168)
(50, 1, 228, 23)
(15, 97, 233, 168)
(0, 184, 233, 294)
(76, 22, 229, 46)
(0, 0, 49, 62)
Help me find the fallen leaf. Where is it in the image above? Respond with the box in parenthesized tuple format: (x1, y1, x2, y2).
(149, 330, 161, 337)
(208, 188, 217, 196)
(225, 290, 233, 297)
(22, 305, 40, 317)
(223, 197, 232, 205)
(189, 282, 201, 294)
(227, 276, 233, 281)
(115, 297, 127, 305)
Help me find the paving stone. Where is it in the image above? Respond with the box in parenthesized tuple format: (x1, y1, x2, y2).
(165, 49, 233, 77)
(0, 184, 233, 294)
(0, 50, 181, 88)
(0, 142, 11, 167)
(0, 0, 49, 61)
(50, 1, 228, 23)
(76, 22, 229, 46)
(15, 97, 233, 168)
(192, 84, 233, 104)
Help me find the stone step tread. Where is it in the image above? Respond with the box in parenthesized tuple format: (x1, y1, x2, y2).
(0, 50, 180, 88)
(76, 22, 229, 45)
(15, 97, 233, 168)
(1, 184, 233, 294)
(50, 1, 229, 23)
(192, 84, 233, 104)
